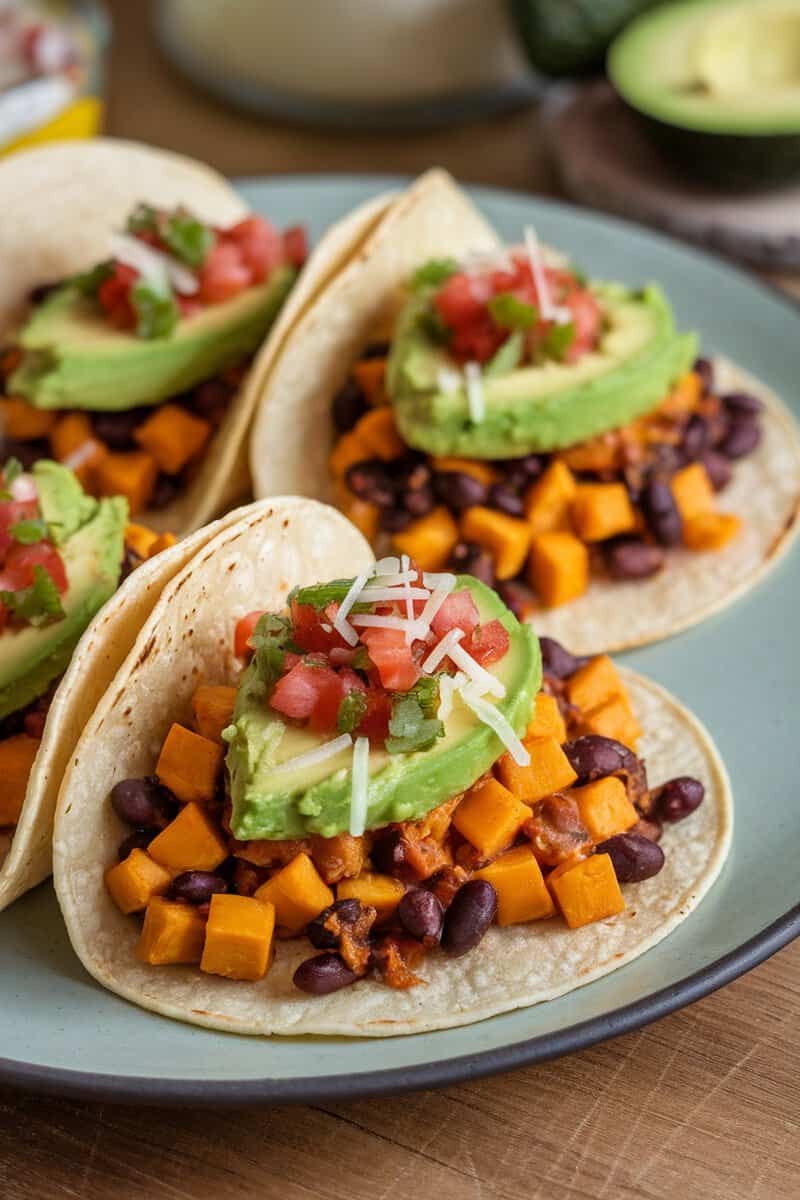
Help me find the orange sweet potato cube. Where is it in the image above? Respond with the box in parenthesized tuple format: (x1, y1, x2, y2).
(452, 777, 531, 860)
(156, 722, 224, 802)
(565, 654, 622, 713)
(333, 479, 381, 544)
(337, 873, 405, 923)
(134, 404, 212, 476)
(353, 406, 404, 460)
(497, 735, 577, 803)
(136, 897, 206, 965)
(549, 853, 625, 928)
(393, 506, 460, 572)
(124, 522, 160, 560)
(476, 845, 555, 925)
(147, 802, 228, 873)
(431, 457, 497, 487)
(460, 506, 532, 580)
(0, 396, 56, 438)
(580, 695, 642, 748)
(254, 852, 334, 934)
(200, 893, 275, 981)
(191, 685, 238, 743)
(683, 512, 742, 551)
(0, 733, 40, 826)
(526, 692, 567, 743)
(50, 412, 107, 486)
(524, 460, 576, 534)
(352, 358, 389, 407)
(571, 777, 638, 842)
(670, 462, 715, 523)
(570, 482, 636, 543)
(94, 450, 158, 515)
(104, 848, 173, 914)
(528, 531, 589, 607)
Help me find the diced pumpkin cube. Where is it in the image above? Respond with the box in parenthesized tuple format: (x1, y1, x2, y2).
(452, 777, 531, 860)
(524, 460, 576, 534)
(254, 852, 334, 933)
(526, 692, 567, 743)
(352, 358, 389, 407)
(580, 695, 642, 748)
(0, 396, 56, 438)
(329, 430, 369, 480)
(147, 802, 228, 873)
(148, 532, 177, 557)
(392, 506, 459, 572)
(0, 733, 39, 826)
(50, 412, 107, 486)
(431, 457, 497, 487)
(558, 435, 618, 474)
(337, 872, 405, 922)
(124, 522, 160, 560)
(461, 506, 532, 580)
(333, 479, 380, 544)
(134, 404, 212, 475)
(570, 482, 636, 543)
(528, 531, 589, 607)
(94, 450, 158, 515)
(683, 512, 742, 551)
(191, 685, 237, 743)
(200, 893, 275, 981)
(664, 370, 702, 415)
(104, 848, 173, 914)
(671, 462, 715, 523)
(497, 735, 577, 803)
(136, 897, 206, 965)
(571, 777, 638, 842)
(155, 722, 224, 803)
(353, 406, 404, 460)
(565, 654, 622, 713)
(476, 845, 555, 925)
(548, 853, 625, 928)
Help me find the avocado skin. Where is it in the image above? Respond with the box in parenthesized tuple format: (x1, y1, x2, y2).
(389, 283, 697, 459)
(10, 265, 297, 412)
(0, 466, 127, 720)
(226, 577, 541, 841)
(509, 0, 660, 77)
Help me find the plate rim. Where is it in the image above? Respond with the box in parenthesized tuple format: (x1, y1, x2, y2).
(2, 175, 798, 1104)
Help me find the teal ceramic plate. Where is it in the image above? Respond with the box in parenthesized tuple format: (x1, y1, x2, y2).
(1, 177, 797, 1103)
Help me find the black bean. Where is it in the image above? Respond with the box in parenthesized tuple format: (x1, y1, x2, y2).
(362, 340, 390, 359)
(441, 880, 497, 957)
(488, 482, 525, 517)
(497, 580, 534, 622)
(540, 637, 584, 679)
(651, 444, 687, 475)
(150, 474, 181, 510)
(693, 357, 714, 394)
(563, 735, 639, 786)
(186, 379, 232, 420)
(700, 449, 732, 491)
(596, 834, 665, 883)
(721, 390, 763, 416)
(293, 952, 360, 995)
(169, 871, 228, 905)
(346, 458, 396, 508)
(403, 483, 436, 517)
(380, 507, 413, 533)
(117, 828, 159, 860)
(653, 776, 705, 822)
(399, 460, 433, 493)
(500, 454, 545, 488)
(434, 470, 488, 512)
(631, 815, 663, 843)
(720, 416, 761, 460)
(641, 477, 682, 547)
(332, 379, 368, 432)
(681, 413, 708, 460)
(397, 889, 444, 944)
(91, 409, 148, 451)
(110, 777, 175, 828)
(0, 436, 49, 470)
(307, 899, 363, 950)
(450, 541, 496, 587)
(605, 537, 665, 581)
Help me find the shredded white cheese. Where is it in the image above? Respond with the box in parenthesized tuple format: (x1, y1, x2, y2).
(349, 736, 371, 837)
(400, 554, 416, 644)
(437, 671, 468, 721)
(333, 570, 370, 647)
(460, 687, 530, 765)
(464, 361, 485, 424)
(271, 733, 353, 776)
(416, 576, 456, 640)
(369, 570, 417, 587)
(356, 586, 429, 603)
(351, 613, 427, 638)
(524, 225, 570, 326)
(422, 627, 464, 674)
(111, 231, 199, 296)
(448, 640, 506, 699)
(373, 556, 400, 576)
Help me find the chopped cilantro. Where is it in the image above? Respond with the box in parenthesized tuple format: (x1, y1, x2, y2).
(487, 292, 538, 331)
(337, 689, 368, 734)
(251, 613, 295, 688)
(10, 518, 47, 545)
(291, 579, 357, 611)
(1, 565, 65, 627)
(405, 674, 441, 719)
(71, 260, 114, 297)
(411, 258, 458, 291)
(417, 307, 449, 344)
(0, 457, 22, 500)
(163, 211, 214, 269)
(385, 692, 444, 755)
(484, 330, 526, 378)
(130, 281, 180, 339)
(542, 320, 576, 362)
(126, 203, 159, 236)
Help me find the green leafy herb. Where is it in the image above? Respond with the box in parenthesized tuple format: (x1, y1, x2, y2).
(336, 689, 368, 734)
(10, 518, 47, 545)
(1, 565, 65, 627)
(251, 613, 295, 688)
(542, 320, 576, 362)
(385, 692, 444, 755)
(405, 674, 441, 719)
(417, 306, 450, 345)
(291, 579, 358, 611)
(487, 292, 537, 331)
(0, 457, 22, 501)
(484, 330, 526, 378)
(163, 211, 214, 269)
(126, 203, 159, 236)
(71, 260, 114, 297)
(411, 258, 458, 291)
(350, 646, 372, 672)
(130, 281, 180, 339)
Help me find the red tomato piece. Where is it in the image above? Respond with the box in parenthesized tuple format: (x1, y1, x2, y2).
(270, 661, 344, 732)
(356, 687, 392, 743)
(98, 263, 139, 330)
(234, 610, 265, 657)
(282, 225, 308, 268)
(0, 499, 39, 564)
(434, 272, 490, 330)
(361, 627, 421, 692)
(197, 241, 252, 304)
(290, 599, 350, 654)
(3, 542, 68, 594)
(228, 216, 283, 283)
(462, 619, 510, 667)
(430, 589, 480, 640)
(563, 288, 602, 362)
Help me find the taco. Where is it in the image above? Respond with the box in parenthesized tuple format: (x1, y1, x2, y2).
(53, 500, 731, 1036)
(249, 172, 800, 653)
(0, 139, 394, 534)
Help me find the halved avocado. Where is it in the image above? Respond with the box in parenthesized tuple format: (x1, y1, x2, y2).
(609, 0, 800, 189)
(509, 0, 660, 77)
(10, 265, 297, 412)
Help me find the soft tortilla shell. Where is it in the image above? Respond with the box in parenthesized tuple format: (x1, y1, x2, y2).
(53, 504, 731, 1037)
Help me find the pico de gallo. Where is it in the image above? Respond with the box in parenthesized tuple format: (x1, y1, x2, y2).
(103, 560, 706, 995)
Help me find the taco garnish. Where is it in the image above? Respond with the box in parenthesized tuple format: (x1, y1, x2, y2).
(101, 559, 711, 997)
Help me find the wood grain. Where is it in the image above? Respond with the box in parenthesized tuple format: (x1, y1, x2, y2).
(0, 5, 797, 1198)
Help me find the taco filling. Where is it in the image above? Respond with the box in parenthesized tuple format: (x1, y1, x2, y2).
(0, 456, 170, 860)
(1, 204, 306, 519)
(328, 240, 761, 615)
(102, 561, 708, 995)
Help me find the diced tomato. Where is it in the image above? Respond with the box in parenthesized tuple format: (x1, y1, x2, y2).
(270, 660, 344, 732)
(356, 687, 392, 743)
(197, 241, 252, 304)
(228, 217, 283, 283)
(177, 295, 202, 319)
(434, 272, 491, 330)
(290, 599, 351, 654)
(449, 316, 505, 364)
(3, 542, 67, 594)
(0, 498, 39, 564)
(234, 610, 265, 657)
(0, 599, 7, 634)
(563, 288, 602, 362)
(282, 225, 308, 267)
(361, 627, 420, 692)
(339, 667, 367, 694)
(462, 619, 509, 667)
(430, 590, 480, 640)
(98, 262, 139, 330)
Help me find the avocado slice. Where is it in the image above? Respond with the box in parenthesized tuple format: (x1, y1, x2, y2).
(9, 265, 297, 412)
(225, 577, 541, 841)
(0, 463, 127, 721)
(609, 0, 800, 188)
(387, 282, 697, 459)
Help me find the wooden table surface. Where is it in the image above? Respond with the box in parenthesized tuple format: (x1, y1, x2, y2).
(1, 5, 798, 1198)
